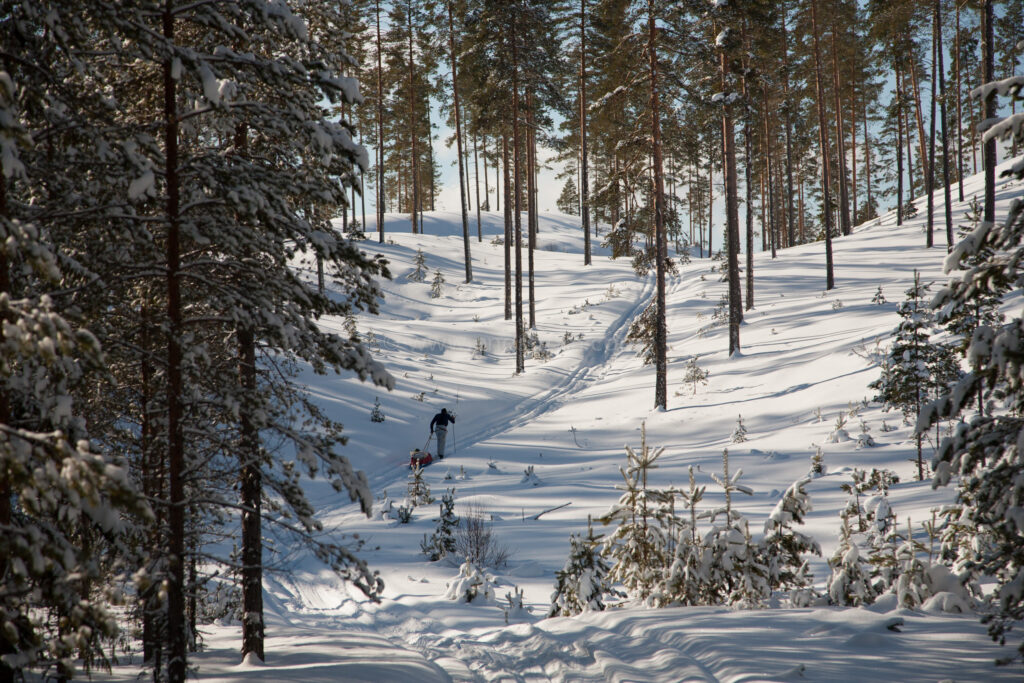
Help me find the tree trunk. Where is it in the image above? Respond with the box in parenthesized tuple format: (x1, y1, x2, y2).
(936, 0, 953, 250)
(810, 0, 835, 291)
(512, 21, 525, 374)
(162, 4, 187, 680)
(376, 2, 385, 241)
(407, 3, 419, 234)
(742, 36, 754, 309)
(719, 32, 742, 356)
(649, 0, 668, 407)
(926, 6, 937, 249)
(503, 135, 511, 320)
(447, 0, 472, 282)
(863, 98, 873, 215)
(981, 0, 995, 225)
(896, 64, 904, 226)
(473, 133, 482, 241)
(580, 0, 592, 266)
(954, 4, 965, 202)
(234, 124, 264, 664)
(782, 8, 796, 247)
(908, 48, 930, 201)
(527, 96, 537, 329)
(830, 13, 851, 236)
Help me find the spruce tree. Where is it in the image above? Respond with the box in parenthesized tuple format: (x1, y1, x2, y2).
(921, 78, 1024, 663)
(549, 518, 617, 617)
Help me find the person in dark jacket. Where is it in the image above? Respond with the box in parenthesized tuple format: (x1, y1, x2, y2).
(429, 408, 455, 458)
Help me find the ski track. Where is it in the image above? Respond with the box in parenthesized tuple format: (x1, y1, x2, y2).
(363, 273, 655, 494)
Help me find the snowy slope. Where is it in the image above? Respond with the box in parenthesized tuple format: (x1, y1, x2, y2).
(109, 165, 1024, 682)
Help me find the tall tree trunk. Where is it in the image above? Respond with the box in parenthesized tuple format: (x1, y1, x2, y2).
(512, 22, 525, 374)
(830, 12, 851, 236)
(981, 0, 996, 225)
(954, 4, 965, 202)
(810, 0, 835, 291)
(742, 32, 754, 309)
(473, 133, 482, 241)
(426, 105, 435, 216)
(580, 0, 592, 266)
(0, 173, 13, 683)
(447, 0, 472, 282)
(937, 0, 953, 250)
(926, 7, 937, 249)
(903, 63, 916, 202)
(850, 83, 858, 224)
(503, 135, 511, 320)
(483, 136, 491, 211)
(718, 28, 742, 356)
(407, 3, 419, 234)
(782, 8, 796, 247)
(162, 4, 187, 680)
(234, 124, 264, 664)
(527, 97, 537, 329)
(649, 0, 668, 406)
(908, 47, 930, 200)
(863, 98, 873, 215)
(896, 68, 904, 226)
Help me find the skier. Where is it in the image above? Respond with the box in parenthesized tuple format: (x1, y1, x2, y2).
(429, 408, 455, 459)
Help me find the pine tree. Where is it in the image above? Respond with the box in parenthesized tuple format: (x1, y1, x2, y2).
(421, 489, 459, 561)
(407, 464, 435, 507)
(557, 176, 581, 215)
(731, 415, 748, 443)
(600, 422, 674, 603)
(549, 518, 617, 617)
(870, 271, 960, 479)
(431, 269, 446, 298)
(682, 356, 710, 395)
(762, 478, 822, 603)
(409, 249, 428, 282)
(921, 75, 1024, 663)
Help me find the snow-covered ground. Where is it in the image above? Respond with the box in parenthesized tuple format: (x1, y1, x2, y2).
(109, 164, 1024, 682)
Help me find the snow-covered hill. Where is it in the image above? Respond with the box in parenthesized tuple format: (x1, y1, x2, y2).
(110, 164, 1024, 682)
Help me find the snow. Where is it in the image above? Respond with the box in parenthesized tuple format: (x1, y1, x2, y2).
(105, 162, 1024, 680)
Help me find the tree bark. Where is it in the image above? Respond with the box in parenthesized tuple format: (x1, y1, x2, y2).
(936, 0, 953, 250)
(503, 135, 512, 320)
(718, 28, 742, 356)
(830, 10, 851, 236)
(473, 133, 482, 241)
(810, 0, 835, 290)
(954, 4, 965, 202)
(163, 3, 187, 680)
(527, 96, 537, 329)
(981, 0, 996, 225)
(512, 21, 525, 374)
(447, 0, 472, 282)
(649, 0, 668, 406)
(407, 2, 419, 234)
(376, 0, 385, 241)
(926, 5, 937, 249)
(580, 0, 592, 266)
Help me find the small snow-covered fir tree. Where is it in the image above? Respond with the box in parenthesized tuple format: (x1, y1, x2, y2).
(762, 478, 822, 602)
(445, 558, 497, 603)
(430, 269, 446, 298)
(557, 175, 580, 215)
(408, 464, 434, 507)
(731, 415, 748, 443)
(370, 397, 385, 423)
(826, 515, 878, 607)
(920, 78, 1024, 654)
(682, 355, 710, 395)
(703, 449, 766, 607)
(408, 249, 428, 282)
(421, 489, 459, 561)
(870, 271, 960, 479)
(549, 518, 618, 617)
(600, 422, 674, 603)
(872, 285, 887, 304)
(661, 466, 711, 606)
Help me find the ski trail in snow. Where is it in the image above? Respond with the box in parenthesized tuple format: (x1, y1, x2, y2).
(363, 273, 654, 492)
(452, 274, 655, 450)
